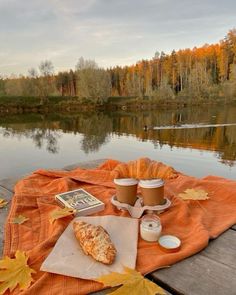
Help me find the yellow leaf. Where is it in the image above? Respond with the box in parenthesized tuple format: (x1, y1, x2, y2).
(0, 250, 36, 294)
(0, 198, 8, 208)
(96, 266, 166, 295)
(178, 188, 209, 200)
(50, 207, 75, 223)
(11, 215, 29, 224)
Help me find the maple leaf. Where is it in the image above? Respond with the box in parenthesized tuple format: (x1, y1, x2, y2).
(0, 198, 8, 208)
(178, 188, 209, 201)
(0, 250, 36, 294)
(11, 215, 29, 224)
(50, 207, 75, 223)
(96, 266, 166, 295)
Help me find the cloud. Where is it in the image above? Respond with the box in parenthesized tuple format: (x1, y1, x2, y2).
(50, 0, 97, 16)
(0, 0, 235, 75)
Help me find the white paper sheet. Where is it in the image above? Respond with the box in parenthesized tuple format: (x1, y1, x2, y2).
(40, 215, 139, 280)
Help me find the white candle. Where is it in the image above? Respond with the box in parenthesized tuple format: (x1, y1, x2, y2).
(140, 214, 162, 242)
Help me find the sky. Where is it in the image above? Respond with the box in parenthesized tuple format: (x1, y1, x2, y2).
(0, 0, 235, 76)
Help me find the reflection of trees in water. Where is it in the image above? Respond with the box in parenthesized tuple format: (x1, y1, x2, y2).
(81, 134, 109, 153)
(1, 127, 60, 154)
(148, 126, 236, 163)
(54, 112, 112, 153)
(0, 106, 236, 164)
(0, 112, 113, 154)
(32, 129, 60, 153)
(79, 113, 112, 153)
(112, 106, 236, 164)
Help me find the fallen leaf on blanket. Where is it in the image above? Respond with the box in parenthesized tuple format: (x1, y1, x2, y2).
(50, 207, 75, 223)
(96, 266, 166, 295)
(0, 198, 8, 208)
(0, 250, 36, 295)
(11, 215, 29, 224)
(178, 188, 209, 201)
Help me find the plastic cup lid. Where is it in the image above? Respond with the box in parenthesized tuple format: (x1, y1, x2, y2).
(114, 178, 138, 186)
(158, 235, 181, 252)
(139, 179, 164, 188)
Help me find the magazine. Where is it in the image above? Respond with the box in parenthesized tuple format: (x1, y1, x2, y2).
(55, 188, 105, 216)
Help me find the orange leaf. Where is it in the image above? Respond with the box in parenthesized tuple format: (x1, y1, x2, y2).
(178, 188, 209, 200)
(0, 250, 36, 294)
(11, 215, 29, 224)
(50, 207, 75, 223)
(96, 266, 166, 295)
(0, 198, 8, 208)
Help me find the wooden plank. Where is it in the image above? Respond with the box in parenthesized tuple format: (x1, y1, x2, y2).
(0, 187, 13, 256)
(150, 229, 236, 295)
(231, 224, 236, 231)
(90, 283, 172, 295)
(0, 185, 13, 202)
(151, 254, 236, 295)
(0, 176, 25, 193)
(63, 159, 107, 171)
(201, 229, 236, 269)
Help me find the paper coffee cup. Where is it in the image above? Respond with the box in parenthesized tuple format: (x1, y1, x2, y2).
(139, 179, 165, 206)
(114, 178, 138, 206)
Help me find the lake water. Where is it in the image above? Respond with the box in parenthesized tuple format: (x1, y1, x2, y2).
(0, 104, 236, 180)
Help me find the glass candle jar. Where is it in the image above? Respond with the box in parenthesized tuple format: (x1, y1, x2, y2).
(140, 214, 162, 242)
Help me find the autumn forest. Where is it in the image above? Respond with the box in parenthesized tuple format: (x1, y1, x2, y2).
(1, 29, 236, 104)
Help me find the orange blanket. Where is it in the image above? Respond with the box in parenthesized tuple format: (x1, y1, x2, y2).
(3, 158, 236, 295)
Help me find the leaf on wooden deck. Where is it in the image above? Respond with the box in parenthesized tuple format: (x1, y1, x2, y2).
(0, 250, 36, 295)
(0, 198, 8, 208)
(96, 266, 166, 295)
(11, 215, 29, 224)
(178, 188, 209, 201)
(50, 207, 75, 223)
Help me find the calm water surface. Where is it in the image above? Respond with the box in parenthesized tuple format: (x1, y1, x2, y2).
(0, 105, 236, 179)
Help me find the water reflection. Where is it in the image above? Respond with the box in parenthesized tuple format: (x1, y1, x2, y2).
(1, 126, 60, 154)
(0, 105, 236, 166)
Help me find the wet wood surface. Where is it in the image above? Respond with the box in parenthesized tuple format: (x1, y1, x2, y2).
(0, 160, 235, 295)
(150, 229, 236, 295)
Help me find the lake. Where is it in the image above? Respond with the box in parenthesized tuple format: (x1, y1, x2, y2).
(0, 104, 236, 180)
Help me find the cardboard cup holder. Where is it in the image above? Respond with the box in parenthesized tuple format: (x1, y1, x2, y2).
(111, 195, 171, 218)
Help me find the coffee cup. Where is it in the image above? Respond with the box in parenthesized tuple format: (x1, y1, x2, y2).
(139, 179, 165, 206)
(114, 178, 138, 206)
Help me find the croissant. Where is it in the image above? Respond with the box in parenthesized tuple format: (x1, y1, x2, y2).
(73, 221, 116, 265)
(111, 157, 178, 180)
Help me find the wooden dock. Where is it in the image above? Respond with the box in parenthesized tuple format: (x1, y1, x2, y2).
(0, 159, 236, 295)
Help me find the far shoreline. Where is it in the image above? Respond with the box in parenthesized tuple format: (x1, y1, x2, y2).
(0, 96, 235, 115)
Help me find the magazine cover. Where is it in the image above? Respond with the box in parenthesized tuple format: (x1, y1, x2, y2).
(55, 188, 105, 215)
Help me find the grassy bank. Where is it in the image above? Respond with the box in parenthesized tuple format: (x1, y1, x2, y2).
(0, 96, 93, 114)
(0, 95, 235, 115)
